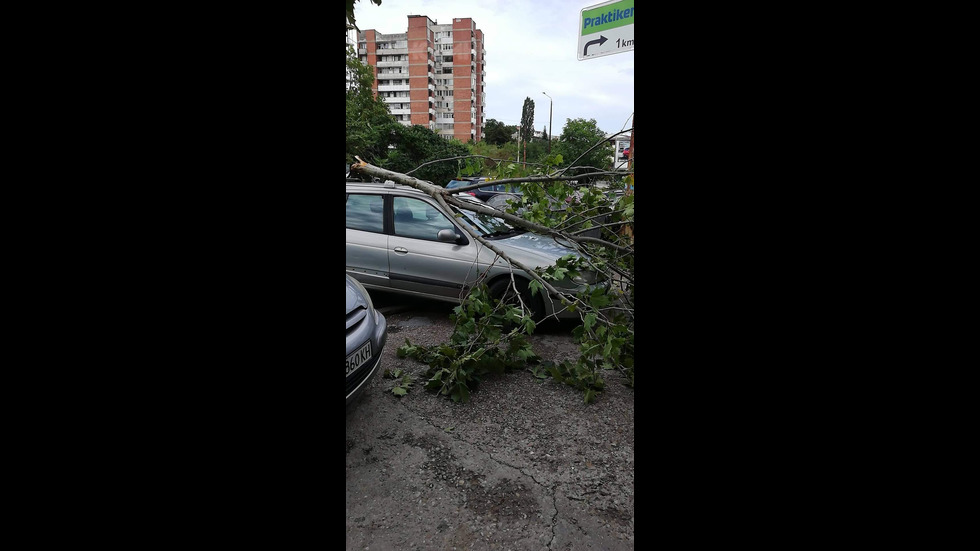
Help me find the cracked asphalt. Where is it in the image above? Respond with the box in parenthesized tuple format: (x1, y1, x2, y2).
(346, 292, 634, 550)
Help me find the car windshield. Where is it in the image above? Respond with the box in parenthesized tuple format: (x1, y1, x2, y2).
(450, 202, 524, 238)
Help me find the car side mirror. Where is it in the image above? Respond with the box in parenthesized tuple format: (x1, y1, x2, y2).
(437, 229, 460, 243)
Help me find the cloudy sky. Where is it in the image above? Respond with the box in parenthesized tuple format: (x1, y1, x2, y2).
(352, 0, 635, 140)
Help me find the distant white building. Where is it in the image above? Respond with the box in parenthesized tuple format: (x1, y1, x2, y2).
(611, 137, 631, 169)
(511, 127, 546, 141)
(346, 26, 356, 89)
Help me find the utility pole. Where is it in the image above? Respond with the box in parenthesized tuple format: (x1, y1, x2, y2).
(542, 92, 553, 153)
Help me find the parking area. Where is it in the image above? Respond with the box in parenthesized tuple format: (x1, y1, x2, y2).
(346, 291, 634, 550)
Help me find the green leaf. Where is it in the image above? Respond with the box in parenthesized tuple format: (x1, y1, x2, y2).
(523, 318, 536, 334)
(548, 366, 564, 382)
(584, 313, 597, 331)
(450, 382, 471, 403)
(528, 279, 543, 296)
(588, 290, 611, 308)
(516, 346, 536, 360)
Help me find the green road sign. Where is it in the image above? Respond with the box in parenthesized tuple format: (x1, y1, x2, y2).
(578, 0, 634, 60)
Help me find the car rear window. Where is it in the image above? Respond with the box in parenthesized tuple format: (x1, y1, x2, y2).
(346, 194, 384, 233)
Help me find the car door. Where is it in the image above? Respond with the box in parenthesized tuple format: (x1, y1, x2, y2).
(346, 193, 390, 289)
(387, 195, 482, 300)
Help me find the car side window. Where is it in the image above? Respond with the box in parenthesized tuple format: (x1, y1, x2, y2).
(393, 197, 456, 241)
(346, 194, 384, 233)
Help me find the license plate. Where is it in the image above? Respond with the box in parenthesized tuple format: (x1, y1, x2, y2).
(346, 341, 372, 375)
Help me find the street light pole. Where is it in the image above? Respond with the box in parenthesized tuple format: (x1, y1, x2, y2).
(542, 92, 553, 154)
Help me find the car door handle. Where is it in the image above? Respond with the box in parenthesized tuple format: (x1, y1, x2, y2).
(393, 247, 408, 255)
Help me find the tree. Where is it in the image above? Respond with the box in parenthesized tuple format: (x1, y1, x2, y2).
(470, 140, 515, 164)
(483, 119, 512, 146)
(344, 0, 632, 405)
(346, 45, 398, 166)
(350, 132, 635, 403)
(519, 97, 535, 147)
(522, 134, 547, 164)
(554, 118, 614, 182)
(380, 125, 471, 185)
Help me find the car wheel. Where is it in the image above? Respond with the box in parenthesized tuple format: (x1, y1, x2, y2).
(488, 277, 544, 322)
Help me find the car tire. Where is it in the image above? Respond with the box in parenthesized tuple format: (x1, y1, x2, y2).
(488, 277, 545, 322)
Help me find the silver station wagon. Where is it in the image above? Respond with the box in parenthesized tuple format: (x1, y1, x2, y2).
(346, 180, 600, 321)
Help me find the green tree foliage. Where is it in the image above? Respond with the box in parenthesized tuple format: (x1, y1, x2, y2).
(381, 125, 471, 185)
(395, 172, 635, 404)
(520, 135, 547, 165)
(355, 134, 635, 404)
(346, 45, 398, 165)
(520, 98, 535, 145)
(471, 129, 551, 169)
(470, 140, 513, 163)
(482, 119, 513, 146)
(554, 118, 615, 181)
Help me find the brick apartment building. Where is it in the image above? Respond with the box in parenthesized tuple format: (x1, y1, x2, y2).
(357, 15, 486, 143)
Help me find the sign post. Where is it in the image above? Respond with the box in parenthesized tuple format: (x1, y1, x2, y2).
(578, 0, 634, 61)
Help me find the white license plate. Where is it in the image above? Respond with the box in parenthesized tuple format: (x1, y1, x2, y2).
(346, 341, 372, 375)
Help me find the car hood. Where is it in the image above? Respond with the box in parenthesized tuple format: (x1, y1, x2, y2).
(346, 276, 367, 314)
(491, 231, 577, 269)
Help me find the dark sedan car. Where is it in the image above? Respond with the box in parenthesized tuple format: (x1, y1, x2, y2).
(347, 274, 387, 406)
(446, 178, 523, 202)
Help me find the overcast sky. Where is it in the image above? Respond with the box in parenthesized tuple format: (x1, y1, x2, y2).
(352, 0, 634, 140)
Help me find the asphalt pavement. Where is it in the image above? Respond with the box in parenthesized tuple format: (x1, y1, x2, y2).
(346, 292, 634, 550)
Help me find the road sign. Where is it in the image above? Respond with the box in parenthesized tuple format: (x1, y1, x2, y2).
(578, 0, 634, 61)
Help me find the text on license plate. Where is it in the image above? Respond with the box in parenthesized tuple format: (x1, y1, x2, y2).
(346, 341, 372, 375)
